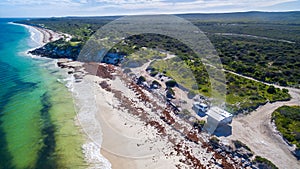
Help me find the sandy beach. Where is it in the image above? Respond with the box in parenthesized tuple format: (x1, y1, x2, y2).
(68, 62, 251, 169)
(13, 22, 63, 45)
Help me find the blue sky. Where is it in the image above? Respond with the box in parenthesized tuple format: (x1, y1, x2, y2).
(0, 0, 299, 17)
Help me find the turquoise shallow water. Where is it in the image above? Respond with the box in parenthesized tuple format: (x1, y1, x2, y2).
(0, 19, 86, 169)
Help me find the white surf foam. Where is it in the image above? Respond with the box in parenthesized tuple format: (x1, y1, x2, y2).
(82, 142, 112, 169)
(72, 78, 112, 169)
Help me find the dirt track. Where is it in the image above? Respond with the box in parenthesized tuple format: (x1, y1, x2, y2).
(224, 72, 300, 169)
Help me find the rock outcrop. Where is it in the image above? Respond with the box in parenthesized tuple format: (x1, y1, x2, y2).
(29, 39, 81, 60)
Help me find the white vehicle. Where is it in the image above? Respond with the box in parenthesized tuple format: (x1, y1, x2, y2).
(193, 102, 208, 114)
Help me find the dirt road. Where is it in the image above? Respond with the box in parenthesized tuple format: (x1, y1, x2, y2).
(223, 72, 300, 169)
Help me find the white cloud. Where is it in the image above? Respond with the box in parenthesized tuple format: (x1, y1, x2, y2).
(2, 0, 82, 6)
(3, 0, 295, 8)
(0, 0, 297, 17)
(79, 0, 88, 3)
(94, 0, 161, 4)
(85, 0, 297, 14)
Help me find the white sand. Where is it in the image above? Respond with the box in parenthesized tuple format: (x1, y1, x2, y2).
(70, 63, 227, 169)
(75, 74, 178, 168)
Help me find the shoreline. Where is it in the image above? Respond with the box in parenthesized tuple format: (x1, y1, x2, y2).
(18, 23, 112, 168)
(11, 22, 63, 59)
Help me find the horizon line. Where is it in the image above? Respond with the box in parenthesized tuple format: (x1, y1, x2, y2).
(1, 10, 299, 19)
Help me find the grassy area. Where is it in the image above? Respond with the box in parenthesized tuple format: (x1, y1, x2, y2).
(225, 73, 290, 114)
(272, 106, 300, 148)
(149, 56, 291, 114)
(69, 41, 81, 47)
(122, 48, 165, 68)
(150, 58, 203, 94)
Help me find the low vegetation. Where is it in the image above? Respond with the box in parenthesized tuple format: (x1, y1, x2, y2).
(149, 56, 290, 114)
(272, 106, 300, 148)
(253, 156, 278, 169)
(29, 38, 82, 60)
(17, 12, 297, 114)
(225, 73, 290, 114)
(211, 35, 300, 87)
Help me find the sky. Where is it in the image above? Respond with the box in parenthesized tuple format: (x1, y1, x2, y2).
(0, 0, 299, 17)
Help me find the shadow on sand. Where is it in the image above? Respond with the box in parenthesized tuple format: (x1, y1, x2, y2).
(213, 125, 232, 137)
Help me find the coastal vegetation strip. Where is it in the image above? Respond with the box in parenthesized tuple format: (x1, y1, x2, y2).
(14, 12, 297, 115)
(16, 12, 300, 87)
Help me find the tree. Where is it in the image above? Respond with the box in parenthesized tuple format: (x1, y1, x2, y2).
(267, 85, 276, 94)
(165, 80, 177, 88)
(137, 76, 146, 84)
(282, 88, 289, 93)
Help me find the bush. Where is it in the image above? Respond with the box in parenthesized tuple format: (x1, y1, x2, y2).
(282, 88, 289, 93)
(209, 137, 220, 147)
(149, 70, 158, 77)
(137, 76, 146, 83)
(152, 80, 161, 86)
(197, 120, 206, 127)
(202, 88, 208, 93)
(165, 80, 177, 88)
(146, 66, 155, 71)
(267, 85, 276, 94)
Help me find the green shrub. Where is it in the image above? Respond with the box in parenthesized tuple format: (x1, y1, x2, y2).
(150, 70, 158, 77)
(138, 76, 146, 83)
(272, 106, 300, 148)
(253, 156, 278, 169)
(167, 87, 175, 96)
(165, 80, 177, 88)
(267, 85, 276, 94)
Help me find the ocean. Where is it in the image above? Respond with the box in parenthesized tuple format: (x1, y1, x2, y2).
(0, 19, 86, 169)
